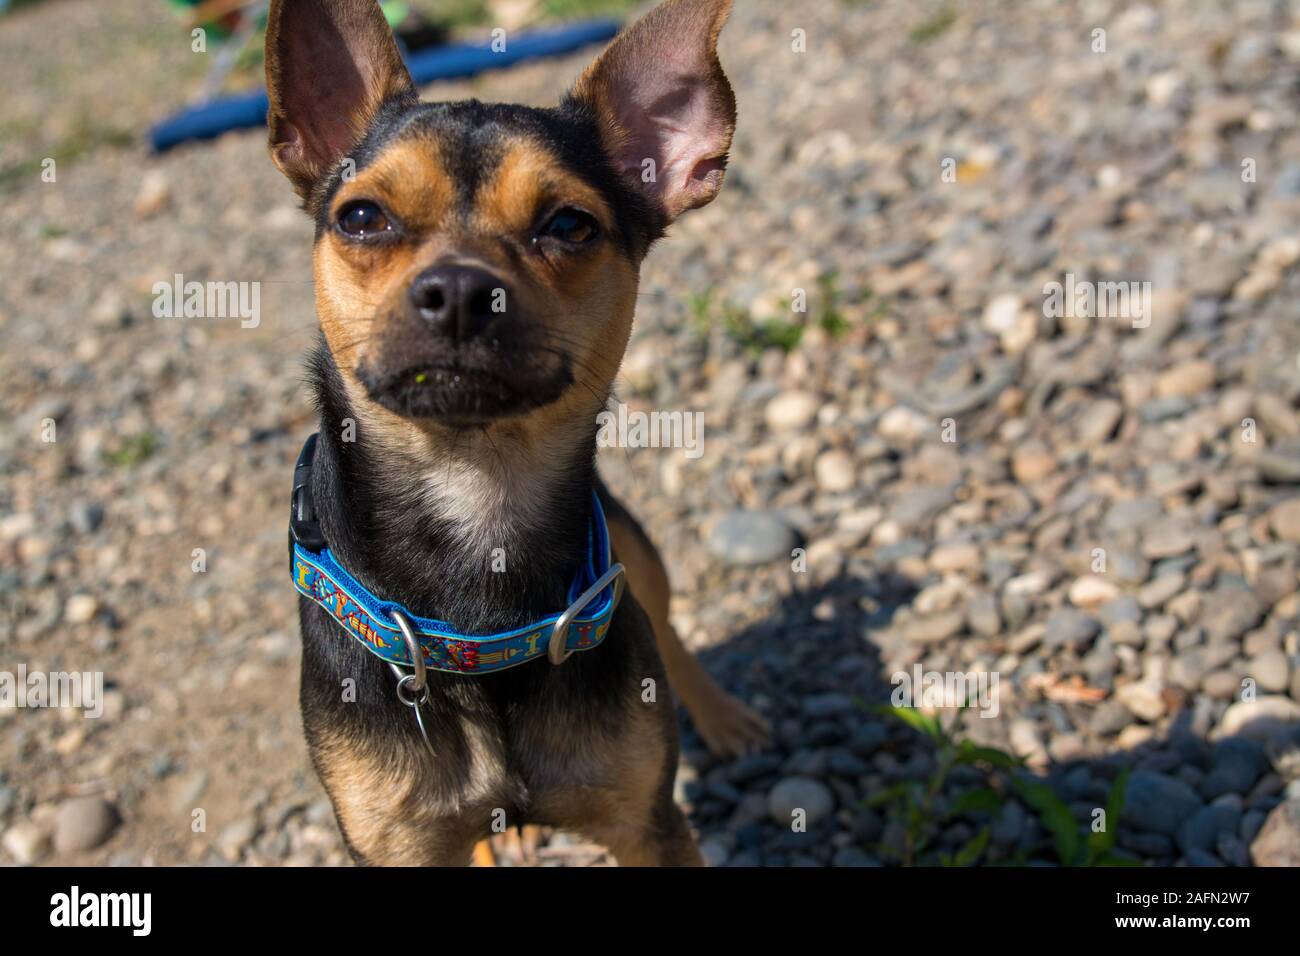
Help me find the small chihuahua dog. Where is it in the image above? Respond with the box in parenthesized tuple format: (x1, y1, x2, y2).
(268, 0, 766, 865)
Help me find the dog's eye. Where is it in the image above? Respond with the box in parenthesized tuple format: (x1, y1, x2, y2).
(538, 208, 599, 245)
(337, 201, 391, 238)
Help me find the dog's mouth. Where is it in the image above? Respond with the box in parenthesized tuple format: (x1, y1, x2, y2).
(358, 359, 573, 426)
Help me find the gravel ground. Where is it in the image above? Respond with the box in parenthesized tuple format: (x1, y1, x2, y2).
(2, 0, 1300, 867)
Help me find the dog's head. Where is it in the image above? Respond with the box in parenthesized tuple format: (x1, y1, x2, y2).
(265, 0, 735, 432)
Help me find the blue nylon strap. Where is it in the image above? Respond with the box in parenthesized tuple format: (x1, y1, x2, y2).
(292, 492, 618, 674)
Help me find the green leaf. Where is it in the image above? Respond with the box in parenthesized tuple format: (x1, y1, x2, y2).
(1105, 767, 1129, 832)
(1086, 767, 1130, 863)
(869, 840, 901, 862)
(103, 432, 159, 468)
(947, 787, 1003, 817)
(871, 705, 945, 743)
(955, 741, 1024, 769)
(910, 5, 957, 44)
(1013, 777, 1081, 866)
(913, 828, 933, 858)
(953, 826, 991, 867)
(861, 781, 917, 809)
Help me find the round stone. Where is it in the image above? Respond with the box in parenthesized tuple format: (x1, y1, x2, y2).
(814, 449, 856, 492)
(1215, 696, 1300, 744)
(706, 511, 798, 566)
(63, 595, 99, 625)
(3, 821, 53, 865)
(768, 777, 835, 827)
(764, 391, 820, 432)
(929, 541, 981, 573)
(877, 405, 931, 443)
(1068, 575, 1121, 608)
(904, 611, 965, 644)
(1012, 446, 1057, 484)
(53, 797, 120, 854)
(1269, 499, 1300, 543)
(1156, 359, 1215, 398)
(1249, 650, 1290, 693)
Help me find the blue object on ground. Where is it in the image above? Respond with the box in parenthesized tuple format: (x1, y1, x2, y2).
(150, 18, 620, 153)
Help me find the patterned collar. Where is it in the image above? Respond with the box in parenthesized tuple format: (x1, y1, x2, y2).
(288, 433, 625, 675)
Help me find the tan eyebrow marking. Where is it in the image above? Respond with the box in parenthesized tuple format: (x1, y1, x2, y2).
(474, 140, 613, 237)
(330, 135, 456, 234)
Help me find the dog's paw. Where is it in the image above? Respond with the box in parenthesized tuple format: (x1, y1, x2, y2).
(476, 825, 545, 866)
(691, 686, 771, 759)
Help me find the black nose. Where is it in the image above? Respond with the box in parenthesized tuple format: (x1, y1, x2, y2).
(408, 265, 510, 341)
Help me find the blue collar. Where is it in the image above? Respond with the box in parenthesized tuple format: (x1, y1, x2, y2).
(288, 433, 625, 675)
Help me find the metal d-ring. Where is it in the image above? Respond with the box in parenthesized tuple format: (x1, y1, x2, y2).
(389, 609, 436, 759)
(390, 609, 428, 699)
(548, 563, 626, 666)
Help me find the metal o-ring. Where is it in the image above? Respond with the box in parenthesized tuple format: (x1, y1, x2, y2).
(394, 672, 428, 707)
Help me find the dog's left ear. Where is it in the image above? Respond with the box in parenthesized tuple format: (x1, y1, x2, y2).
(570, 0, 736, 224)
(264, 0, 416, 199)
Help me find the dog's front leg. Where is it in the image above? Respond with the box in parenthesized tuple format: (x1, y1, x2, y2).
(592, 804, 705, 867)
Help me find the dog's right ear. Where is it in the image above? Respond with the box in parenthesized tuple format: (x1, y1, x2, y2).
(265, 0, 416, 200)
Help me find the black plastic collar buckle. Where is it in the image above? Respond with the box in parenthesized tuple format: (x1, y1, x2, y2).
(289, 432, 327, 557)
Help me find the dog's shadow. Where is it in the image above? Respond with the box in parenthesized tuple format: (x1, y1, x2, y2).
(679, 571, 905, 866)
(680, 573, 1296, 867)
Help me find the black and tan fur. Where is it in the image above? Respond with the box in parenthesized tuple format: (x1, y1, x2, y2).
(268, 0, 765, 866)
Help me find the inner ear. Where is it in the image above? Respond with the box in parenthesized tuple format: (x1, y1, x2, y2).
(275, 18, 372, 170)
(568, 0, 736, 225)
(265, 0, 415, 199)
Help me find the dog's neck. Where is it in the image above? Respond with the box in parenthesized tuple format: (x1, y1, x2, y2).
(308, 344, 603, 634)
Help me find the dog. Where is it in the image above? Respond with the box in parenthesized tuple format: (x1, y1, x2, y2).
(268, 0, 766, 866)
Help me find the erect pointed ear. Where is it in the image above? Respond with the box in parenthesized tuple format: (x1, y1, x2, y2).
(569, 0, 736, 225)
(264, 0, 416, 200)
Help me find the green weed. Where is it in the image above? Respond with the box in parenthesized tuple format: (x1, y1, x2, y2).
(865, 706, 1138, 867)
